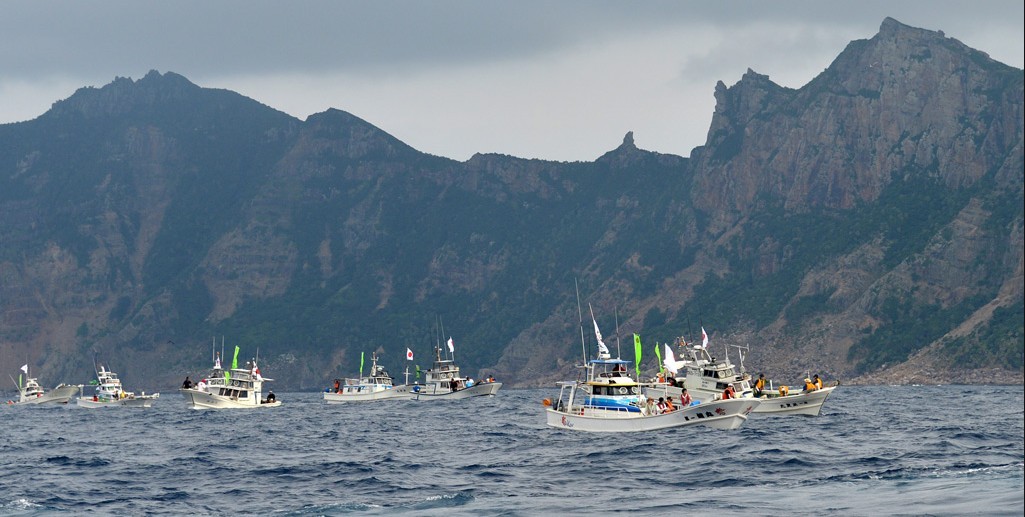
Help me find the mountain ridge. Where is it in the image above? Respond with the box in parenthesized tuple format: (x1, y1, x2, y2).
(0, 18, 1021, 391)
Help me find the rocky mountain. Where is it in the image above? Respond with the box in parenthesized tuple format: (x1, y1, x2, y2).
(0, 18, 1021, 391)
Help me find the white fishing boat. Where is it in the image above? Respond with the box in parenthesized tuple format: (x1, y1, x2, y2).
(323, 352, 413, 403)
(544, 309, 759, 432)
(7, 365, 79, 405)
(749, 378, 837, 416)
(409, 338, 502, 400)
(643, 335, 836, 416)
(180, 346, 280, 409)
(76, 365, 159, 408)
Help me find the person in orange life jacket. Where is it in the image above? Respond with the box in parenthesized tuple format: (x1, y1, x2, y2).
(721, 385, 736, 399)
(753, 374, 766, 396)
(664, 396, 676, 412)
(680, 388, 693, 406)
(813, 374, 823, 390)
(803, 378, 818, 392)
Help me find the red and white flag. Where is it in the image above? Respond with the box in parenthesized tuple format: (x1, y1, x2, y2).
(701, 327, 709, 349)
(406, 348, 414, 361)
(447, 337, 455, 353)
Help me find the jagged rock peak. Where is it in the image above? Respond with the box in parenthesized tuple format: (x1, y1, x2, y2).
(878, 16, 943, 40)
(706, 69, 789, 145)
(620, 131, 636, 149)
(47, 70, 201, 119)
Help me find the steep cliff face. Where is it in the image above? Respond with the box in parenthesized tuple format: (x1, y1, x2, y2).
(695, 18, 1021, 218)
(679, 18, 1023, 383)
(0, 19, 1021, 390)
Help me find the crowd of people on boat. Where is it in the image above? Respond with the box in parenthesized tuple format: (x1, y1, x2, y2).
(747, 372, 827, 398)
(449, 375, 497, 391)
(644, 388, 694, 415)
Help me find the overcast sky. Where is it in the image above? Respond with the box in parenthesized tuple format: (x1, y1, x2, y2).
(3, 1, 1022, 162)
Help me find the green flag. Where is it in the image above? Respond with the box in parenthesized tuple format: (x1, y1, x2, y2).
(360, 351, 365, 377)
(18, 373, 22, 390)
(633, 334, 642, 377)
(232, 345, 240, 370)
(654, 343, 664, 373)
(415, 364, 421, 380)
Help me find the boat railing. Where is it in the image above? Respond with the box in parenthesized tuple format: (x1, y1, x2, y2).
(577, 404, 637, 418)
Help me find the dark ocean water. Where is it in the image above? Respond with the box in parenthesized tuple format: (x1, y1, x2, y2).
(1, 385, 1022, 516)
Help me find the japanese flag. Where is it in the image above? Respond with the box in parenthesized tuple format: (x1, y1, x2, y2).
(406, 348, 414, 361)
(701, 327, 709, 349)
(447, 337, 455, 353)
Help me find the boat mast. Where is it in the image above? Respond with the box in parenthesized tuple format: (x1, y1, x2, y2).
(575, 278, 586, 367)
(614, 306, 622, 359)
(730, 344, 749, 374)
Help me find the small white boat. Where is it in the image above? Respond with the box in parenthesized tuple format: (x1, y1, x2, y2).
(409, 340, 502, 400)
(180, 347, 280, 409)
(642, 337, 836, 416)
(751, 383, 837, 416)
(544, 356, 759, 432)
(7, 366, 79, 405)
(323, 352, 413, 403)
(76, 365, 159, 408)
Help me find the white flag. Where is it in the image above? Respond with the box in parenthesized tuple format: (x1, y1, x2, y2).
(20, 364, 29, 374)
(406, 348, 414, 361)
(447, 337, 454, 353)
(701, 327, 709, 349)
(663, 344, 678, 375)
(592, 318, 610, 358)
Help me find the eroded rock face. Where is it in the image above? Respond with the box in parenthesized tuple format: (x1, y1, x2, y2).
(693, 18, 1021, 217)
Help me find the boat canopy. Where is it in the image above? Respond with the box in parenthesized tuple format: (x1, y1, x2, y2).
(588, 358, 632, 366)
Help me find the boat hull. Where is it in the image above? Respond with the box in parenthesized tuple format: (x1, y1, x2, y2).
(16, 384, 80, 405)
(76, 395, 158, 408)
(545, 398, 759, 432)
(323, 385, 413, 403)
(410, 382, 502, 400)
(752, 386, 835, 416)
(643, 384, 835, 417)
(180, 388, 281, 409)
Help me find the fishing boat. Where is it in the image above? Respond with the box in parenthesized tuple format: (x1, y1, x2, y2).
(323, 352, 413, 403)
(544, 351, 759, 432)
(180, 346, 280, 409)
(643, 336, 836, 416)
(7, 365, 79, 405)
(76, 365, 159, 408)
(544, 309, 759, 432)
(409, 338, 502, 400)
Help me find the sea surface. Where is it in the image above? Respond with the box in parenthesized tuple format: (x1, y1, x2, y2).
(1, 385, 1022, 516)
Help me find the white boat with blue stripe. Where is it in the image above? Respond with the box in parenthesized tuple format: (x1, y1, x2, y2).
(544, 307, 759, 432)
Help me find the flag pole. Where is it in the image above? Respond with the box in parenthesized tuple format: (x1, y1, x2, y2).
(575, 278, 586, 367)
(614, 306, 622, 359)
